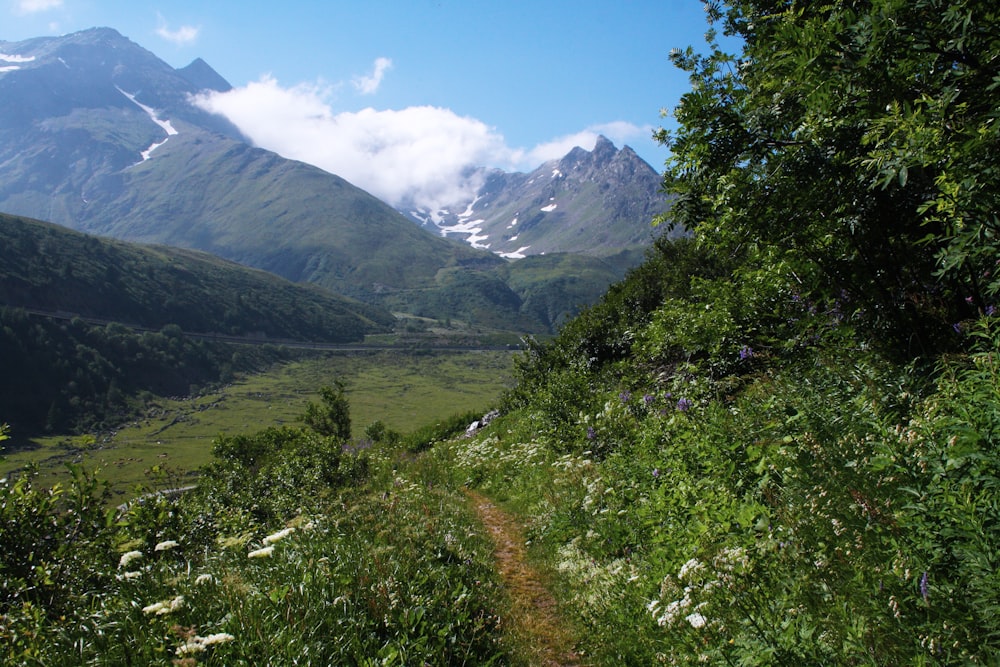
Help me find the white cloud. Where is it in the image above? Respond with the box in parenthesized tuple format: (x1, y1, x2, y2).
(352, 57, 392, 95)
(15, 0, 62, 14)
(156, 14, 200, 46)
(191, 76, 646, 212)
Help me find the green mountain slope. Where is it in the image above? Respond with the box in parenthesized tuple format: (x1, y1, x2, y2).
(0, 212, 395, 340)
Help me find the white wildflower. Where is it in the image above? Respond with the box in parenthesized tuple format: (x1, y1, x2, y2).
(176, 632, 235, 656)
(203, 632, 235, 645)
(678, 558, 703, 581)
(687, 612, 707, 628)
(248, 545, 275, 559)
(117, 570, 143, 581)
(195, 573, 214, 585)
(118, 550, 143, 568)
(142, 595, 184, 615)
(262, 527, 295, 545)
(154, 540, 179, 552)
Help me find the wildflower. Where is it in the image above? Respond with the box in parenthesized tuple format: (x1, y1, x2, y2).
(143, 595, 185, 615)
(586, 426, 596, 440)
(195, 573, 214, 586)
(619, 390, 632, 404)
(987, 305, 997, 316)
(177, 632, 235, 656)
(920, 571, 929, 602)
(652, 468, 660, 479)
(643, 393, 655, 407)
(248, 546, 275, 559)
(686, 612, 707, 629)
(154, 540, 179, 552)
(676, 398, 692, 412)
(739, 345, 754, 360)
(117, 570, 142, 581)
(262, 527, 295, 545)
(678, 558, 703, 581)
(119, 550, 143, 568)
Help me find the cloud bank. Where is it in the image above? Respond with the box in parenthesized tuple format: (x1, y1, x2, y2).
(191, 74, 649, 212)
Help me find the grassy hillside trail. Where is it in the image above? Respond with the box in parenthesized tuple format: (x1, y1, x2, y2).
(464, 489, 586, 666)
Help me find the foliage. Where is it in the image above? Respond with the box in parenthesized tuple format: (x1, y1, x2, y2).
(301, 382, 352, 441)
(658, 0, 1000, 358)
(0, 408, 514, 665)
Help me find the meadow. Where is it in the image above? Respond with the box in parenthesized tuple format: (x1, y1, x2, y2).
(2, 350, 514, 497)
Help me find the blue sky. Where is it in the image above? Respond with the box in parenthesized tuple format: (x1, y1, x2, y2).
(3, 0, 729, 209)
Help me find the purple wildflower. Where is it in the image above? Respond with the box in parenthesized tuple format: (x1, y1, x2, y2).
(586, 426, 596, 440)
(619, 390, 632, 404)
(987, 305, 996, 317)
(739, 345, 754, 360)
(920, 571, 929, 602)
(676, 398, 692, 412)
(643, 393, 655, 407)
(652, 468, 660, 479)
(953, 322, 963, 334)
(965, 295, 975, 305)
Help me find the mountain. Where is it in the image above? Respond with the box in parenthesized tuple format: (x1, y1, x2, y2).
(0, 212, 395, 341)
(406, 136, 673, 258)
(0, 28, 669, 333)
(0, 28, 501, 305)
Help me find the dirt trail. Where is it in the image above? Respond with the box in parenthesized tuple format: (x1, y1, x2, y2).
(464, 489, 585, 667)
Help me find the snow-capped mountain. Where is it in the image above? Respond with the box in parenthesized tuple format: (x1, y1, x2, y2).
(407, 136, 672, 258)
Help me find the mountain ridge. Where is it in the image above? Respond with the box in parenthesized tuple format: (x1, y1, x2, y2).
(406, 135, 673, 258)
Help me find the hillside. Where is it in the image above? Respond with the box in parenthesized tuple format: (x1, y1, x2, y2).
(0, 212, 395, 435)
(0, 30, 501, 301)
(0, 212, 394, 340)
(0, 28, 655, 332)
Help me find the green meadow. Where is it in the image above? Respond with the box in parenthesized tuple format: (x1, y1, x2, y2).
(2, 350, 514, 497)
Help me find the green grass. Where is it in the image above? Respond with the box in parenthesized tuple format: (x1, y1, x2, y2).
(2, 350, 514, 498)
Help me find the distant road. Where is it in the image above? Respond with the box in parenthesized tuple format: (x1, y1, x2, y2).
(6, 304, 520, 352)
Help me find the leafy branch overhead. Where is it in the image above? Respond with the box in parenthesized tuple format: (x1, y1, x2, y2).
(659, 0, 1000, 358)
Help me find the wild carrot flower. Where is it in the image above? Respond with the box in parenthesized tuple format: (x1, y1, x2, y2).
(119, 550, 143, 568)
(154, 540, 179, 552)
(248, 546, 275, 559)
(263, 527, 295, 545)
(686, 612, 707, 629)
(176, 632, 235, 656)
(143, 595, 185, 615)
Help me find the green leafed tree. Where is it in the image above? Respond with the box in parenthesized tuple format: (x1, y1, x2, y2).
(302, 382, 352, 442)
(658, 0, 1000, 358)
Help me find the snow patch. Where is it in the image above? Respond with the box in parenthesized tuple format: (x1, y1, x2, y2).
(551, 168, 562, 178)
(498, 246, 531, 259)
(0, 53, 35, 63)
(117, 87, 178, 161)
(540, 203, 557, 212)
(506, 217, 518, 229)
(438, 215, 491, 250)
